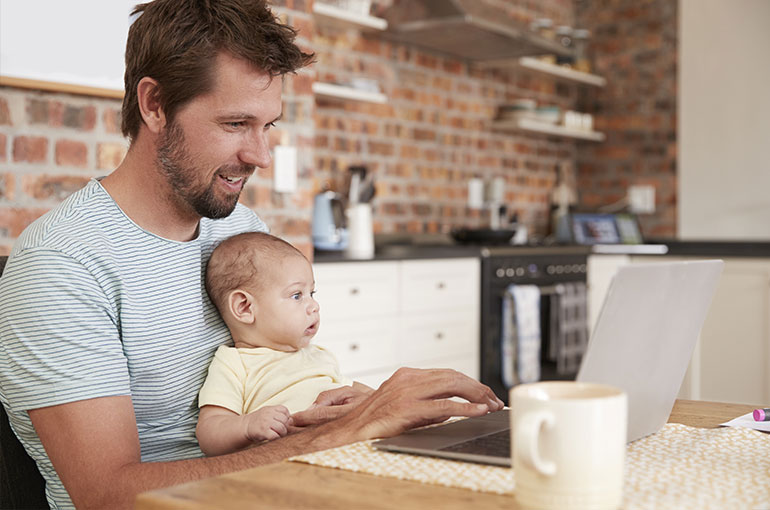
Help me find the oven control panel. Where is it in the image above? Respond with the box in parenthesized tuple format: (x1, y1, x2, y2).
(487, 254, 588, 285)
(493, 262, 587, 280)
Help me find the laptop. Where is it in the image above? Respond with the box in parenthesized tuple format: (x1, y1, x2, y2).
(373, 260, 724, 466)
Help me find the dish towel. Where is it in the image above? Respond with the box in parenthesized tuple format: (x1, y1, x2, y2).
(501, 284, 541, 387)
(548, 281, 589, 375)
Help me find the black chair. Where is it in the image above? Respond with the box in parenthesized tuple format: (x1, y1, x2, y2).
(0, 255, 49, 509)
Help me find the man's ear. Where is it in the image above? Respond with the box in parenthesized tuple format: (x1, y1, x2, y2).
(136, 76, 167, 134)
(227, 290, 256, 325)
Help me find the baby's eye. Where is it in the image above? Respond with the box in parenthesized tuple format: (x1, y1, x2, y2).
(310, 290, 317, 298)
(291, 292, 302, 300)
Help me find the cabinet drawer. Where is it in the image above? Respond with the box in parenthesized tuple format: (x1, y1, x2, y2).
(313, 261, 399, 320)
(399, 258, 479, 313)
(405, 355, 480, 381)
(346, 368, 395, 391)
(314, 318, 398, 376)
(398, 311, 478, 363)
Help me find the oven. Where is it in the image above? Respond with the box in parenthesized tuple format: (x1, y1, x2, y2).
(479, 247, 589, 403)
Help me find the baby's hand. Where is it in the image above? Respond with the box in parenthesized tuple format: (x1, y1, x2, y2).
(245, 405, 290, 443)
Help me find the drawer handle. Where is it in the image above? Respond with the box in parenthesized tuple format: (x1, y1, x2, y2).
(349, 287, 360, 295)
(349, 343, 360, 351)
(435, 332, 444, 340)
(437, 282, 446, 290)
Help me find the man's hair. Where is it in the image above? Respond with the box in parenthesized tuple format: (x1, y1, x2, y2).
(121, 0, 314, 141)
(206, 231, 305, 313)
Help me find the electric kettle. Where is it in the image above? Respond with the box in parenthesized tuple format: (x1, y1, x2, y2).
(312, 191, 348, 250)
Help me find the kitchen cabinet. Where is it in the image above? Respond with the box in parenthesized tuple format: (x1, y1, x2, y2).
(312, 258, 480, 389)
(586, 254, 631, 335)
(587, 254, 770, 405)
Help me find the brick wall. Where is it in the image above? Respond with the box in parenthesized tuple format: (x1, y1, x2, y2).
(312, 0, 580, 236)
(0, 0, 676, 255)
(575, 0, 678, 238)
(0, 88, 126, 254)
(0, 2, 316, 257)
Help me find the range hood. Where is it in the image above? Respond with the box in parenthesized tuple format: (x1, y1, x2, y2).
(380, 0, 572, 61)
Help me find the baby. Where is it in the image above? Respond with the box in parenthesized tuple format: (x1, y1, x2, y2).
(196, 231, 367, 456)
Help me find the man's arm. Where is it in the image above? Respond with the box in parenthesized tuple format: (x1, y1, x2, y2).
(29, 396, 344, 510)
(30, 367, 502, 510)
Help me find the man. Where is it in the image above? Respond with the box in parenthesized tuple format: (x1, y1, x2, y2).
(0, 1, 503, 509)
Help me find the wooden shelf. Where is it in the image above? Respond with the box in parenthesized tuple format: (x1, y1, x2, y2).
(312, 82, 387, 104)
(518, 57, 606, 86)
(0, 75, 124, 99)
(477, 57, 606, 87)
(491, 117, 605, 141)
(313, 3, 387, 31)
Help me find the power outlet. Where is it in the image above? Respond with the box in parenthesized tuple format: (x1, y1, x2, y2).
(628, 185, 655, 214)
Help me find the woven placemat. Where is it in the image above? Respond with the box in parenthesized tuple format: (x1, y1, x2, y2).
(290, 423, 770, 509)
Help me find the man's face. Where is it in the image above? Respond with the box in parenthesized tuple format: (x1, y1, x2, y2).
(155, 53, 283, 219)
(251, 254, 320, 352)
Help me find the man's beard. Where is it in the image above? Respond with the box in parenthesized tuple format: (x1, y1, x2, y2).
(156, 121, 254, 219)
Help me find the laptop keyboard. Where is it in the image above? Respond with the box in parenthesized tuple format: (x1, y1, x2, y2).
(439, 430, 510, 458)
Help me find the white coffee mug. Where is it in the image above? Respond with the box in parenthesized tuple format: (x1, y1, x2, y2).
(510, 381, 627, 510)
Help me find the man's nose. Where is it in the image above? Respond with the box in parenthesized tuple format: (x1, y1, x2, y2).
(239, 131, 272, 168)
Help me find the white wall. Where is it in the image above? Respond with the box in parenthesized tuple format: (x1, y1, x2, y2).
(0, 0, 137, 91)
(679, 0, 770, 240)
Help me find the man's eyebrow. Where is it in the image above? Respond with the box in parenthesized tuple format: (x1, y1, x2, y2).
(215, 113, 283, 124)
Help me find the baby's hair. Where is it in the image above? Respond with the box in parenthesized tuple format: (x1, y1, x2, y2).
(205, 231, 304, 313)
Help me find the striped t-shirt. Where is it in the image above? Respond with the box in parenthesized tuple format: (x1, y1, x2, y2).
(0, 178, 267, 509)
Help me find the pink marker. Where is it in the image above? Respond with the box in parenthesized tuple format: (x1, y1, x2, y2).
(753, 408, 770, 421)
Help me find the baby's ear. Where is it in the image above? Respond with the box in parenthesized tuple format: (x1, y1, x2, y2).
(227, 289, 256, 324)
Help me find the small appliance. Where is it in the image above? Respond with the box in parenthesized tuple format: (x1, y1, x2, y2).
(312, 190, 348, 251)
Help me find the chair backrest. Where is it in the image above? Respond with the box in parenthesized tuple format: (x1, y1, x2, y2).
(0, 255, 49, 509)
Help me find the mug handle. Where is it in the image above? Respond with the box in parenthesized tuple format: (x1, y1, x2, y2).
(515, 411, 557, 476)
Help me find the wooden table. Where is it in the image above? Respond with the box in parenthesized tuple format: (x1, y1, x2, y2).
(135, 400, 758, 510)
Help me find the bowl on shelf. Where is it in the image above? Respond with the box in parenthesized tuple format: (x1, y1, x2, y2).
(535, 105, 561, 124)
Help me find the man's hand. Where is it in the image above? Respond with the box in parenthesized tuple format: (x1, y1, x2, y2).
(306, 367, 504, 442)
(289, 383, 374, 431)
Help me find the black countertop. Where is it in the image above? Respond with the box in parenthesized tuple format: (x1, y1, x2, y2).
(646, 239, 770, 258)
(315, 242, 614, 263)
(313, 237, 770, 263)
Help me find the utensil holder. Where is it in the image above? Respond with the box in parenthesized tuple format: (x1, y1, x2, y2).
(345, 203, 374, 259)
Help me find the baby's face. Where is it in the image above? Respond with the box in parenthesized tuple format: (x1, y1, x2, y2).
(251, 254, 320, 351)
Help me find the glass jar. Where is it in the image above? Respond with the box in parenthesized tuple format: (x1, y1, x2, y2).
(555, 26, 573, 49)
(531, 18, 555, 40)
(573, 29, 591, 73)
(555, 26, 574, 67)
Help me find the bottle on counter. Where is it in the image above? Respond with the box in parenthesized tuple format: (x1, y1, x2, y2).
(549, 162, 578, 241)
